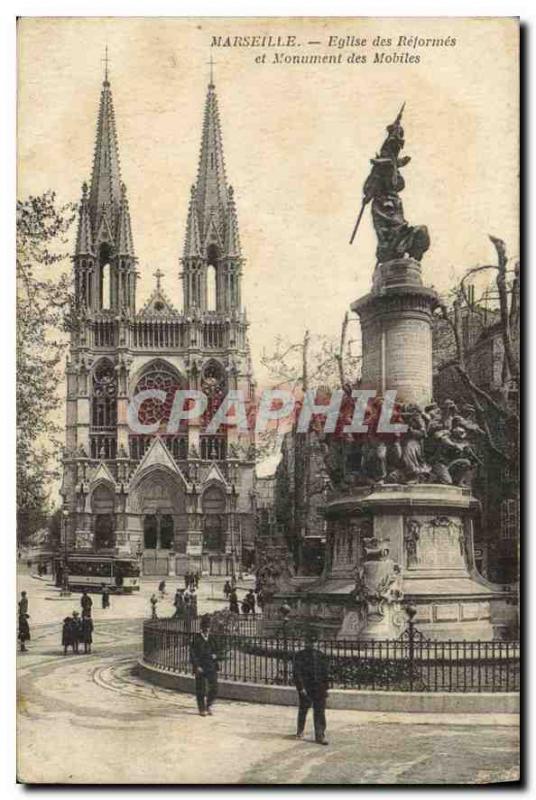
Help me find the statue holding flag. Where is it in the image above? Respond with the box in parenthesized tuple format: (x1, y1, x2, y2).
(350, 104, 430, 265)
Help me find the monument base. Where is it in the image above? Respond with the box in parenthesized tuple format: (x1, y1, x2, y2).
(270, 484, 513, 642)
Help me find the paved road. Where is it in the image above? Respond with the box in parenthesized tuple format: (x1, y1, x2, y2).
(16, 573, 520, 785)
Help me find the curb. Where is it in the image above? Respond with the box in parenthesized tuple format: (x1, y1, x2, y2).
(137, 659, 520, 714)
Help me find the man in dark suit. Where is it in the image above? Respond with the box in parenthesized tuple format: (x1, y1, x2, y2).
(190, 615, 219, 716)
(80, 588, 93, 618)
(293, 631, 330, 745)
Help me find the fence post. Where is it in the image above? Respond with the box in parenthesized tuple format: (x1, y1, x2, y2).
(406, 605, 417, 691)
(282, 617, 289, 684)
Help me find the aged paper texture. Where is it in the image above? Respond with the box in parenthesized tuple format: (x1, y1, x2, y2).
(17, 16, 519, 785)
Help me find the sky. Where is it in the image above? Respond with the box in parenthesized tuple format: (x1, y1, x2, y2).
(17, 17, 519, 482)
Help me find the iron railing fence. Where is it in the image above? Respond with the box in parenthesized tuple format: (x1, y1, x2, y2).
(142, 618, 520, 693)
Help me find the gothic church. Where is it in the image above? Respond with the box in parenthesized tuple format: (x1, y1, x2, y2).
(61, 65, 256, 577)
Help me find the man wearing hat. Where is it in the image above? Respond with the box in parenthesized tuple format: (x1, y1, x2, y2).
(190, 615, 219, 717)
(293, 630, 330, 745)
(80, 588, 93, 618)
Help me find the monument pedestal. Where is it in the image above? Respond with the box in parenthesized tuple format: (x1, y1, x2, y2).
(275, 484, 510, 642)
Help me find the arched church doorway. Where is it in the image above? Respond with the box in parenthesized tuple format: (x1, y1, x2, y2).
(202, 486, 229, 575)
(143, 513, 174, 550)
(129, 470, 185, 577)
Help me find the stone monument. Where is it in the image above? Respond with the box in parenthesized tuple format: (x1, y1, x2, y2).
(268, 107, 510, 641)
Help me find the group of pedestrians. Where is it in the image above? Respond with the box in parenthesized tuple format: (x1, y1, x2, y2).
(173, 584, 198, 616)
(184, 570, 201, 590)
(150, 580, 199, 619)
(224, 581, 257, 616)
(62, 589, 94, 655)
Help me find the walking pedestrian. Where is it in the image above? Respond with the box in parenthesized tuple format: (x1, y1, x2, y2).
(190, 586, 198, 617)
(190, 615, 219, 717)
(101, 584, 110, 609)
(229, 587, 239, 614)
(18, 612, 30, 652)
(194, 570, 200, 589)
(80, 614, 94, 654)
(173, 588, 185, 618)
(184, 572, 190, 589)
(223, 580, 232, 599)
(241, 595, 250, 615)
(293, 631, 330, 745)
(81, 588, 93, 618)
(158, 579, 167, 598)
(245, 589, 256, 615)
(19, 591, 28, 616)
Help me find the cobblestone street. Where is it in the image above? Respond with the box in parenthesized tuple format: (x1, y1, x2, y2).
(17, 572, 519, 785)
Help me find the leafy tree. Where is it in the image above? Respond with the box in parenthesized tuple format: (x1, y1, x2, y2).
(433, 236, 520, 582)
(17, 191, 75, 543)
(260, 326, 361, 572)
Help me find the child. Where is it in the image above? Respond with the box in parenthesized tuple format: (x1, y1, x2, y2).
(71, 611, 82, 654)
(62, 615, 75, 655)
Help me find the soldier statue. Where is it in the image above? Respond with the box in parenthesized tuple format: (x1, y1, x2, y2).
(350, 104, 430, 264)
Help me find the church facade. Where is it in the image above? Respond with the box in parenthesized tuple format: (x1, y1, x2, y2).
(61, 67, 257, 577)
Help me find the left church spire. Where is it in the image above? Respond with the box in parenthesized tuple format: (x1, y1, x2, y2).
(74, 59, 137, 312)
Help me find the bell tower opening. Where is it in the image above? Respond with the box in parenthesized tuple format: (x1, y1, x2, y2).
(207, 264, 217, 311)
(207, 244, 219, 311)
(99, 243, 113, 309)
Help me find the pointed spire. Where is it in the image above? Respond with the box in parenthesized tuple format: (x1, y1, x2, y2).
(224, 185, 241, 257)
(75, 182, 94, 255)
(194, 81, 228, 239)
(88, 68, 122, 229)
(116, 182, 135, 256)
(183, 185, 202, 257)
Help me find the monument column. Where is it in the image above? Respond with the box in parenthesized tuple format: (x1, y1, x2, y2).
(352, 260, 438, 407)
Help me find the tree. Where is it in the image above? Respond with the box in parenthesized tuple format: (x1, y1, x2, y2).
(434, 236, 519, 463)
(433, 236, 520, 581)
(17, 191, 75, 543)
(261, 325, 361, 572)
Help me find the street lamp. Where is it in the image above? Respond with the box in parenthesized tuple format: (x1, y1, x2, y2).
(155, 510, 161, 569)
(59, 509, 71, 597)
(230, 485, 238, 582)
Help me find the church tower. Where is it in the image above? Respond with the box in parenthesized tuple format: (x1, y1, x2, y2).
(73, 62, 137, 314)
(61, 63, 256, 580)
(181, 78, 242, 313)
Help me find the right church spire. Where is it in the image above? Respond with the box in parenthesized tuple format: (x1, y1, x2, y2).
(181, 78, 243, 313)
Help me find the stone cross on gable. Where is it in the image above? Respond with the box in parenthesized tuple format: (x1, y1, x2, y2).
(207, 53, 216, 84)
(102, 45, 110, 81)
(153, 268, 164, 291)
